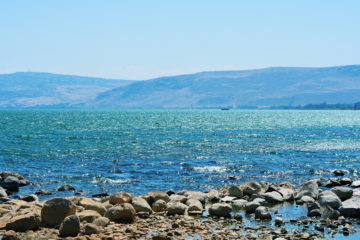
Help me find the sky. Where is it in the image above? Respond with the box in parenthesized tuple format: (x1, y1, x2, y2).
(1, 0, 360, 80)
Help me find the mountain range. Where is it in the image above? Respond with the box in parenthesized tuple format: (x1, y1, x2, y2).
(1, 65, 360, 109)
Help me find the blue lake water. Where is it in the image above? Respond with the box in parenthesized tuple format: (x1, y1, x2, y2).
(1, 110, 360, 199)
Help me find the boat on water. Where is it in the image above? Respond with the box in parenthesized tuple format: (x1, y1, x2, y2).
(221, 107, 230, 110)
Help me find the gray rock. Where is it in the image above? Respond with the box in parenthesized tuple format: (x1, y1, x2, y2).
(5, 212, 41, 231)
(241, 181, 266, 196)
(57, 185, 75, 191)
(84, 223, 99, 235)
(322, 207, 340, 220)
(148, 191, 170, 203)
(318, 191, 342, 210)
(295, 180, 319, 200)
(331, 187, 353, 201)
(263, 191, 284, 204)
(41, 198, 76, 227)
(332, 170, 345, 176)
(1, 176, 19, 192)
(78, 210, 101, 223)
(169, 194, 187, 203)
(132, 197, 153, 214)
(232, 199, 248, 210)
(245, 201, 260, 214)
(277, 187, 294, 201)
(275, 217, 284, 226)
(340, 178, 352, 185)
(167, 202, 187, 215)
(208, 203, 232, 217)
(104, 203, 136, 222)
(19, 194, 39, 202)
(228, 185, 243, 198)
(339, 194, 360, 218)
(152, 199, 167, 212)
(220, 196, 236, 202)
(308, 209, 321, 217)
(93, 216, 110, 227)
(181, 191, 207, 203)
(255, 206, 272, 220)
(0, 187, 7, 197)
(35, 189, 52, 195)
(59, 215, 80, 237)
(296, 195, 315, 205)
(186, 199, 203, 213)
(206, 190, 220, 202)
(351, 180, 360, 188)
(307, 202, 321, 217)
(109, 192, 132, 205)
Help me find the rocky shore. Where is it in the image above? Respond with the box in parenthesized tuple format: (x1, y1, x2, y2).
(1, 170, 360, 239)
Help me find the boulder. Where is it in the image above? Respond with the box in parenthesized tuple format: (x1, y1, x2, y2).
(186, 199, 203, 214)
(35, 189, 52, 195)
(339, 195, 360, 218)
(263, 191, 284, 204)
(167, 202, 187, 215)
(323, 179, 341, 188)
(208, 203, 232, 217)
(351, 180, 360, 188)
(79, 198, 106, 215)
(277, 187, 294, 201)
(318, 191, 342, 210)
(207, 190, 220, 202)
(109, 192, 132, 205)
(331, 187, 353, 201)
(169, 194, 187, 203)
(19, 195, 39, 202)
(295, 180, 319, 200)
(1, 176, 19, 192)
(232, 199, 248, 210)
(59, 215, 80, 237)
(322, 207, 340, 220)
(152, 199, 167, 212)
(241, 181, 266, 196)
(340, 178, 352, 185)
(78, 210, 101, 223)
(181, 191, 207, 203)
(255, 206, 272, 220)
(5, 212, 41, 231)
(228, 185, 243, 198)
(245, 200, 261, 214)
(220, 196, 236, 202)
(104, 203, 136, 222)
(93, 216, 110, 227)
(0, 187, 7, 198)
(332, 170, 345, 176)
(307, 202, 321, 217)
(57, 185, 75, 191)
(296, 196, 315, 205)
(41, 198, 76, 226)
(84, 223, 99, 235)
(132, 197, 153, 214)
(148, 191, 170, 203)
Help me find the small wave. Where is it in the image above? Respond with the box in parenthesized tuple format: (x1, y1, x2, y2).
(91, 177, 133, 184)
(192, 166, 228, 173)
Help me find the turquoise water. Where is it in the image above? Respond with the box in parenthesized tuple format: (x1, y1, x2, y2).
(1, 110, 360, 198)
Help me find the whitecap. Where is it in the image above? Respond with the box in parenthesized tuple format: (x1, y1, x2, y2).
(192, 166, 228, 173)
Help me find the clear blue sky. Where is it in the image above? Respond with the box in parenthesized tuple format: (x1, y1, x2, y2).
(1, 0, 359, 80)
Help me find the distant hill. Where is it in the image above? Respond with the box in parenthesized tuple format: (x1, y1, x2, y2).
(0, 72, 132, 108)
(94, 65, 360, 108)
(2, 66, 360, 109)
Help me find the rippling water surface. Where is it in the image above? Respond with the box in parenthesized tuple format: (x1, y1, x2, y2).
(1, 110, 360, 198)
